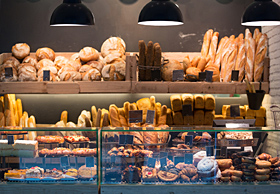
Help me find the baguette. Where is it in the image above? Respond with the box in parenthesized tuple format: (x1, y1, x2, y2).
(16, 99, 23, 123)
(118, 108, 128, 127)
(23, 111, 28, 127)
(201, 29, 213, 58)
(95, 108, 102, 128)
(223, 40, 238, 82)
(91, 105, 97, 127)
(138, 40, 146, 81)
(245, 33, 255, 82)
(0, 112, 5, 127)
(149, 96, 156, 110)
(102, 112, 110, 127)
(158, 105, 167, 125)
(28, 116, 37, 140)
(208, 32, 219, 62)
(153, 43, 162, 67)
(235, 38, 246, 81)
(191, 56, 201, 67)
(220, 35, 235, 81)
(123, 101, 130, 121)
(60, 110, 68, 125)
(253, 28, 260, 40)
(109, 104, 122, 127)
(145, 41, 154, 80)
(0, 99, 4, 113)
(197, 57, 207, 71)
(214, 36, 228, 69)
(254, 33, 268, 82)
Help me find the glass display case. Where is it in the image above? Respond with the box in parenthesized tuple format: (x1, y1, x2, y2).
(100, 127, 279, 185)
(0, 128, 98, 185)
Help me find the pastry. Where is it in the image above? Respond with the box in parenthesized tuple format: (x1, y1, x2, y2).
(44, 168, 63, 178)
(122, 165, 141, 183)
(161, 59, 183, 81)
(36, 47, 55, 61)
(231, 170, 243, 177)
(26, 166, 44, 178)
(220, 176, 231, 182)
(79, 47, 99, 62)
(72, 148, 97, 157)
(221, 169, 232, 177)
(64, 169, 78, 177)
(78, 165, 97, 179)
(158, 167, 179, 182)
(197, 158, 218, 177)
(142, 166, 158, 182)
(64, 135, 89, 143)
(256, 160, 271, 169)
(36, 135, 64, 144)
(12, 43, 30, 59)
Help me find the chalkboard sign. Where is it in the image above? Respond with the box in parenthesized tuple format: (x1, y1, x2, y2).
(129, 110, 143, 123)
(146, 110, 155, 124)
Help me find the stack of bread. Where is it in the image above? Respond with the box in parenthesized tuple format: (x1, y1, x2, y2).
(215, 105, 266, 127)
(0, 37, 127, 82)
(241, 156, 256, 182)
(255, 153, 272, 181)
(138, 40, 163, 81)
(269, 157, 280, 181)
(168, 94, 215, 126)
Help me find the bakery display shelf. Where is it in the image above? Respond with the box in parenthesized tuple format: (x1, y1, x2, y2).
(217, 138, 259, 147)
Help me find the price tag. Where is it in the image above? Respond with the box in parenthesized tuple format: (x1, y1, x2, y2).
(160, 152, 168, 158)
(199, 72, 206, 81)
(184, 135, 193, 147)
(182, 104, 193, 116)
(231, 70, 239, 81)
(43, 70, 50, 81)
(160, 157, 167, 168)
(230, 104, 240, 117)
(206, 146, 214, 156)
(147, 157, 156, 168)
(129, 110, 143, 123)
(221, 147, 227, 157)
(174, 156, 184, 165)
(119, 134, 126, 145)
(146, 110, 155, 124)
(5, 67, 13, 78)
(118, 134, 134, 145)
(244, 146, 253, 152)
(225, 123, 250, 128)
(60, 156, 69, 167)
(172, 70, 185, 81)
(184, 153, 193, 164)
(151, 69, 161, 81)
(85, 157, 95, 167)
(111, 155, 116, 163)
(205, 70, 213, 82)
(7, 135, 14, 144)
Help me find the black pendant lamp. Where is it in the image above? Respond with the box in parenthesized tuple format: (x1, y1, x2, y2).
(242, 0, 280, 26)
(50, 0, 95, 26)
(138, 0, 183, 26)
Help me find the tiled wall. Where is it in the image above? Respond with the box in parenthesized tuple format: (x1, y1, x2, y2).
(261, 0, 280, 156)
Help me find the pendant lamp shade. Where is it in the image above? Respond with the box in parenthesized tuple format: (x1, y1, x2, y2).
(242, 0, 280, 26)
(50, 0, 95, 26)
(138, 0, 183, 26)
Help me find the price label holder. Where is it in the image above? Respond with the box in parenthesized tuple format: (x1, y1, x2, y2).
(206, 146, 214, 157)
(146, 110, 155, 125)
(146, 157, 156, 168)
(129, 110, 143, 123)
(151, 69, 161, 81)
(182, 104, 193, 116)
(172, 70, 185, 81)
(119, 135, 126, 145)
(5, 67, 13, 79)
(184, 153, 193, 164)
(160, 157, 167, 168)
(85, 157, 95, 167)
(184, 135, 193, 147)
(60, 156, 69, 167)
(230, 104, 240, 117)
(160, 152, 168, 158)
(205, 70, 213, 82)
(7, 135, 14, 144)
(119, 134, 134, 145)
(43, 70, 50, 81)
(244, 146, 253, 152)
(231, 70, 239, 81)
(111, 155, 116, 164)
(199, 72, 206, 81)
(215, 149, 221, 157)
(226, 123, 250, 128)
(174, 156, 184, 165)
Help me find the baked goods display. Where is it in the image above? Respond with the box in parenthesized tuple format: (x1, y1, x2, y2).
(36, 135, 64, 144)
(122, 165, 142, 183)
(64, 135, 89, 143)
(72, 148, 97, 157)
(0, 139, 38, 158)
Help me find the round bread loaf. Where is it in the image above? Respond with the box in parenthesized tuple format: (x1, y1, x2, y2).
(79, 47, 99, 62)
(161, 59, 183, 81)
(82, 69, 101, 81)
(54, 56, 68, 70)
(36, 47, 55, 61)
(12, 43, 30, 59)
(17, 63, 37, 81)
(36, 59, 55, 70)
(3, 56, 20, 70)
(101, 37, 126, 57)
(23, 56, 38, 68)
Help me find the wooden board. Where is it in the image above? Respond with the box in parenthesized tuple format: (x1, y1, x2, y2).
(235, 82, 269, 94)
(78, 81, 131, 93)
(0, 82, 47, 94)
(131, 81, 169, 93)
(47, 82, 80, 94)
(203, 82, 235, 94)
(169, 82, 204, 93)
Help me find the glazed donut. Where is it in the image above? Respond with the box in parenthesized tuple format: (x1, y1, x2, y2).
(258, 153, 271, 160)
(241, 163, 256, 170)
(216, 159, 232, 170)
(79, 47, 99, 62)
(231, 175, 241, 182)
(12, 43, 30, 59)
(256, 168, 270, 175)
(54, 56, 68, 70)
(231, 170, 243, 177)
(221, 169, 232, 177)
(220, 176, 231, 182)
(242, 157, 256, 164)
(243, 175, 255, 182)
(256, 160, 271, 169)
(67, 59, 82, 71)
(87, 60, 104, 72)
(255, 174, 270, 181)
(242, 169, 255, 176)
(36, 59, 55, 70)
(101, 37, 126, 58)
(22, 56, 38, 68)
(36, 47, 55, 61)
(3, 56, 20, 70)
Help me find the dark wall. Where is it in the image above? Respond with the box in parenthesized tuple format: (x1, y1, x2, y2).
(0, 0, 255, 53)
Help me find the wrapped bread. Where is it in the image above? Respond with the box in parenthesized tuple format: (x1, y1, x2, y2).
(181, 94, 193, 110)
(255, 106, 266, 117)
(109, 105, 122, 127)
(194, 94, 204, 109)
(161, 59, 183, 81)
(172, 111, 184, 125)
(255, 117, 265, 126)
(166, 108, 173, 125)
(204, 94, 215, 110)
(204, 110, 215, 125)
(36, 47, 55, 61)
(194, 110, 204, 125)
(222, 105, 230, 117)
(170, 94, 182, 112)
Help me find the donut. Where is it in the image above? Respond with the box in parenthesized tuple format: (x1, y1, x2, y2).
(241, 163, 256, 170)
(231, 170, 243, 177)
(237, 151, 252, 158)
(271, 174, 280, 180)
(242, 157, 256, 164)
(256, 168, 270, 175)
(79, 47, 99, 62)
(243, 175, 255, 182)
(220, 176, 231, 182)
(221, 169, 232, 177)
(233, 158, 242, 165)
(256, 160, 271, 169)
(269, 157, 279, 164)
(197, 158, 218, 178)
(12, 43, 30, 59)
(242, 169, 255, 176)
(216, 159, 232, 170)
(258, 153, 272, 160)
(231, 175, 241, 182)
(272, 161, 280, 167)
(36, 47, 55, 61)
(255, 174, 270, 181)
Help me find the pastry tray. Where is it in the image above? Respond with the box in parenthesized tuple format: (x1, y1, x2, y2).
(217, 138, 259, 147)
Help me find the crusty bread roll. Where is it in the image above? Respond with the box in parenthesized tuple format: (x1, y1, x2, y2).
(60, 70, 82, 81)
(37, 66, 58, 81)
(208, 32, 219, 62)
(183, 56, 191, 72)
(58, 64, 76, 76)
(194, 94, 204, 109)
(67, 59, 82, 72)
(245, 30, 255, 82)
(162, 59, 183, 81)
(12, 43, 30, 60)
(87, 60, 103, 72)
(79, 47, 99, 62)
(82, 68, 101, 81)
(79, 65, 93, 73)
(101, 37, 126, 58)
(191, 56, 201, 68)
(197, 57, 207, 71)
(186, 67, 201, 79)
(254, 33, 268, 82)
(2, 56, 20, 70)
(22, 56, 38, 68)
(54, 56, 68, 70)
(201, 29, 214, 58)
(17, 63, 37, 81)
(204, 94, 215, 110)
(70, 53, 81, 63)
(36, 58, 55, 70)
(170, 94, 182, 112)
(36, 47, 55, 61)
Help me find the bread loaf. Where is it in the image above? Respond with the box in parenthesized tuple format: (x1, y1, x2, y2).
(204, 94, 215, 110)
(255, 117, 265, 126)
(194, 94, 204, 109)
(214, 36, 228, 69)
(181, 94, 193, 110)
(183, 56, 191, 72)
(197, 57, 207, 71)
(255, 106, 266, 117)
(214, 115, 224, 120)
(162, 59, 183, 81)
(184, 115, 193, 125)
(109, 105, 122, 127)
(201, 29, 213, 58)
(36, 47, 55, 61)
(154, 43, 162, 67)
(208, 32, 219, 62)
(102, 112, 110, 127)
(145, 41, 154, 80)
(172, 111, 184, 125)
(245, 31, 255, 82)
(235, 37, 246, 81)
(54, 56, 68, 70)
(82, 68, 101, 81)
(222, 39, 238, 82)
(138, 40, 147, 81)
(245, 105, 256, 117)
(91, 106, 97, 127)
(158, 105, 167, 125)
(79, 47, 99, 62)
(67, 59, 82, 72)
(60, 110, 68, 125)
(204, 110, 215, 125)
(253, 28, 260, 40)
(221, 35, 235, 81)
(254, 34, 268, 82)
(12, 43, 30, 60)
(170, 94, 182, 112)
(194, 110, 204, 125)
(123, 101, 130, 121)
(186, 67, 201, 79)
(166, 108, 173, 125)
(95, 109, 102, 128)
(101, 37, 126, 58)
(118, 108, 128, 127)
(155, 102, 161, 125)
